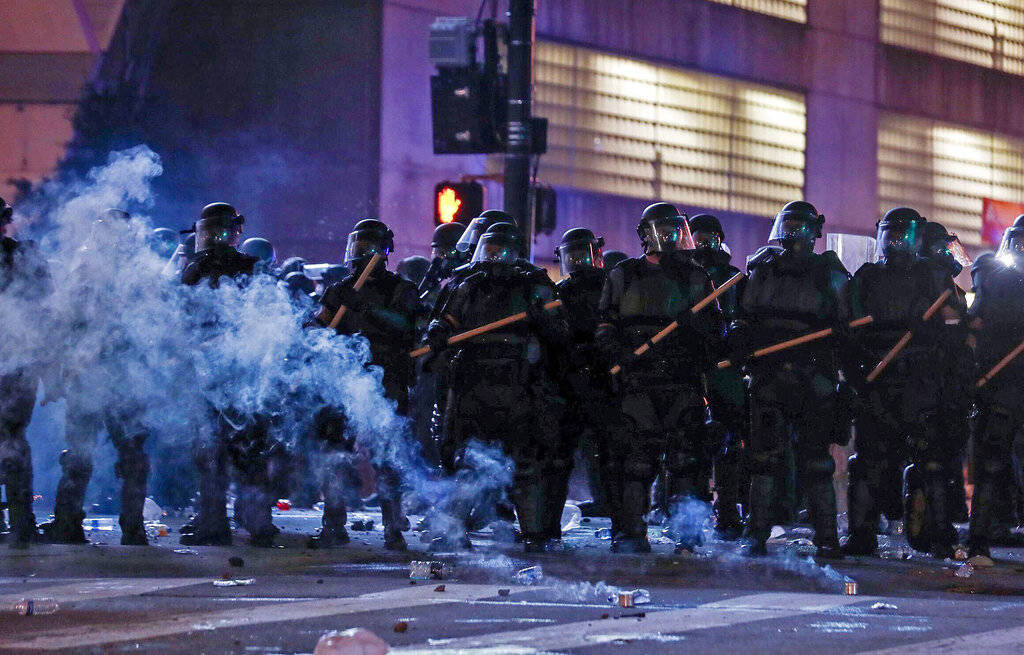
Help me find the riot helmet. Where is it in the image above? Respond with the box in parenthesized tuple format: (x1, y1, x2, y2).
(471, 222, 522, 264)
(431, 222, 467, 261)
(875, 207, 926, 262)
(603, 250, 628, 270)
(0, 197, 13, 235)
(279, 256, 307, 277)
(343, 218, 393, 268)
(456, 210, 517, 254)
(637, 202, 694, 254)
(997, 214, 1024, 266)
(240, 237, 277, 267)
(150, 227, 179, 259)
(921, 221, 962, 275)
(195, 202, 245, 252)
(398, 255, 431, 284)
(555, 227, 605, 276)
(768, 201, 824, 251)
(284, 271, 316, 296)
(688, 213, 725, 252)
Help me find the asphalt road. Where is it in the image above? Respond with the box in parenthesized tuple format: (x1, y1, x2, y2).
(3, 508, 1024, 654)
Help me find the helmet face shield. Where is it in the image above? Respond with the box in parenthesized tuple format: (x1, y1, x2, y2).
(997, 228, 1024, 265)
(343, 232, 390, 267)
(692, 230, 722, 251)
(642, 216, 694, 253)
(456, 217, 492, 254)
(769, 217, 817, 245)
(875, 221, 923, 260)
(471, 231, 519, 264)
(556, 241, 604, 276)
(195, 217, 243, 252)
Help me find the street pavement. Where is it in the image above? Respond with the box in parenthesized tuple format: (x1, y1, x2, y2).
(3, 507, 1024, 654)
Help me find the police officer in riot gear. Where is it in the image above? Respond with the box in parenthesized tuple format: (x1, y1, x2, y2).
(0, 197, 55, 548)
(42, 209, 155, 546)
(419, 222, 468, 304)
(967, 215, 1024, 565)
(596, 202, 724, 554)
(427, 221, 569, 551)
(311, 219, 418, 550)
(179, 202, 261, 546)
(688, 214, 747, 539)
(554, 228, 610, 518)
(731, 201, 850, 558)
(240, 237, 277, 275)
(843, 208, 961, 559)
(603, 250, 629, 271)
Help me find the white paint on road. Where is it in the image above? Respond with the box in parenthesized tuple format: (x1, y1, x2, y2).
(0, 577, 207, 604)
(396, 592, 874, 653)
(857, 624, 1024, 654)
(0, 583, 534, 651)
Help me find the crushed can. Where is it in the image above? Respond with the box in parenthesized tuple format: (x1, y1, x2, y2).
(844, 580, 858, 595)
(608, 589, 651, 607)
(410, 561, 451, 581)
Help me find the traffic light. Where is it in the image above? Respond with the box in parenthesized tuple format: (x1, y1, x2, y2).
(434, 181, 484, 226)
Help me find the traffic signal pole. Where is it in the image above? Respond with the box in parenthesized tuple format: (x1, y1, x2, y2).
(503, 0, 534, 258)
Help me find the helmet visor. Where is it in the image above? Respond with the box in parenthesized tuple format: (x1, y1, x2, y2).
(875, 221, 923, 259)
(768, 216, 816, 244)
(343, 232, 389, 267)
(556, 241, 603, 276)
(644, 216, 694, 253)
(195, 217, 242, 252)
(471, 232, 519, 264)
(997, 228, 1024, 264)
(692, 230, 722, 251)
(456, 217, 491, 254)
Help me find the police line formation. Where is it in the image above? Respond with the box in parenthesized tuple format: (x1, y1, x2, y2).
(1, 193, 1023, 569)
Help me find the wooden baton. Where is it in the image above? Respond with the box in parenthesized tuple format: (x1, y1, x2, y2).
(716, 315, 875, 370)
(609, 272, 745, 375)
(410, 300, 564, 358)
(328, 252, 383, 330)
(976, 337, 1024, 388)
(864, 288, 952, 383)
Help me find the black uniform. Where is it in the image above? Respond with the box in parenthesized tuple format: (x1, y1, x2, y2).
(313, 267, 418, 550)
(556, 267, 609, 516)
(431, 259, 569, 550)
(180, 243, 259, 546)
(967, 253, 1024, 558)
(597, 253, 723, 552)
(843, 256, 961, 557)
(734, 245, 850, 555)
(0, 234, 53, 548)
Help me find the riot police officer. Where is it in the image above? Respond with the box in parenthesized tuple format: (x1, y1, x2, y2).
(596, 202, 723, 554)
(0, 197, 55, 548)
(843, 208, 961, 559)
(688, 214, 747, 539)
(42, 209, 155, 546)
(240, 237, 277, 275)
(311, 219, 418, 551)
(426, 222, 569, 551)
(554, 228, 609, 518)
(180, 202, 261, 546)
(730, 201, 850, 558)
(967, 216, 1024, 566)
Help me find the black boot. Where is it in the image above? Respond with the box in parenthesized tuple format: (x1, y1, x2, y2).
(923, 464, 956, 560)
(844, 466, 879, 556)
(380, 497, 408, 552)
(805, 472, 842, 560)
(116, 437, 149, 546)
(746, 474, 775, 555)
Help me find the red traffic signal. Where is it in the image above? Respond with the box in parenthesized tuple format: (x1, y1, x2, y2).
(434, 181, 484, 225)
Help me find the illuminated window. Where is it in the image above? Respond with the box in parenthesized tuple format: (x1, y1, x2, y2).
(530, 42, 806, 219)
(878, 113, 1024, 245)
(881, 0, 1024, 75)
(706, 0, 807, 23)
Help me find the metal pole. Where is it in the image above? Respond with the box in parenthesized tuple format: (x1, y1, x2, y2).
(504, 0, 534, 257)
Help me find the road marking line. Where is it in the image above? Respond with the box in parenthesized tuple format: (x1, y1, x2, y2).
(0, 578, 208, 604)
(0, 583, 527, 651)
(396, 591, 874, 653)
(857, 624, 1024, 654)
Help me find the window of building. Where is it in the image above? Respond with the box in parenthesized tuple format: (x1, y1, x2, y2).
(706, 0, 807, 23)
(881, 0, 1024, 75)
(878, 112, 1024, 245)
(531, 42, 806, 219)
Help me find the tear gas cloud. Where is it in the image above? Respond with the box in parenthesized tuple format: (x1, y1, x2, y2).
(4, 146, 509, 534)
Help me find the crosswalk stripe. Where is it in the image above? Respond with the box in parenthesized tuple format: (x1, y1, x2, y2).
(0, 583, 526, 651)
(396, 592, 874, 653)
(0, 578, 208, 604)
(857, 624, 1024, 654)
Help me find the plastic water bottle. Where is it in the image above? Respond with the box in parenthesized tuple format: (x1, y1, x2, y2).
(2, 599, 59, 616)
(560, 504, 582, 533)
(514, 566, 543, 585)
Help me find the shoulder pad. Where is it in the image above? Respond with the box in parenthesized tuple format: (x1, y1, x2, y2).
(972, 252, 998, 275)
(818, 250, 849, 274)
(746, 245, 783, 270)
